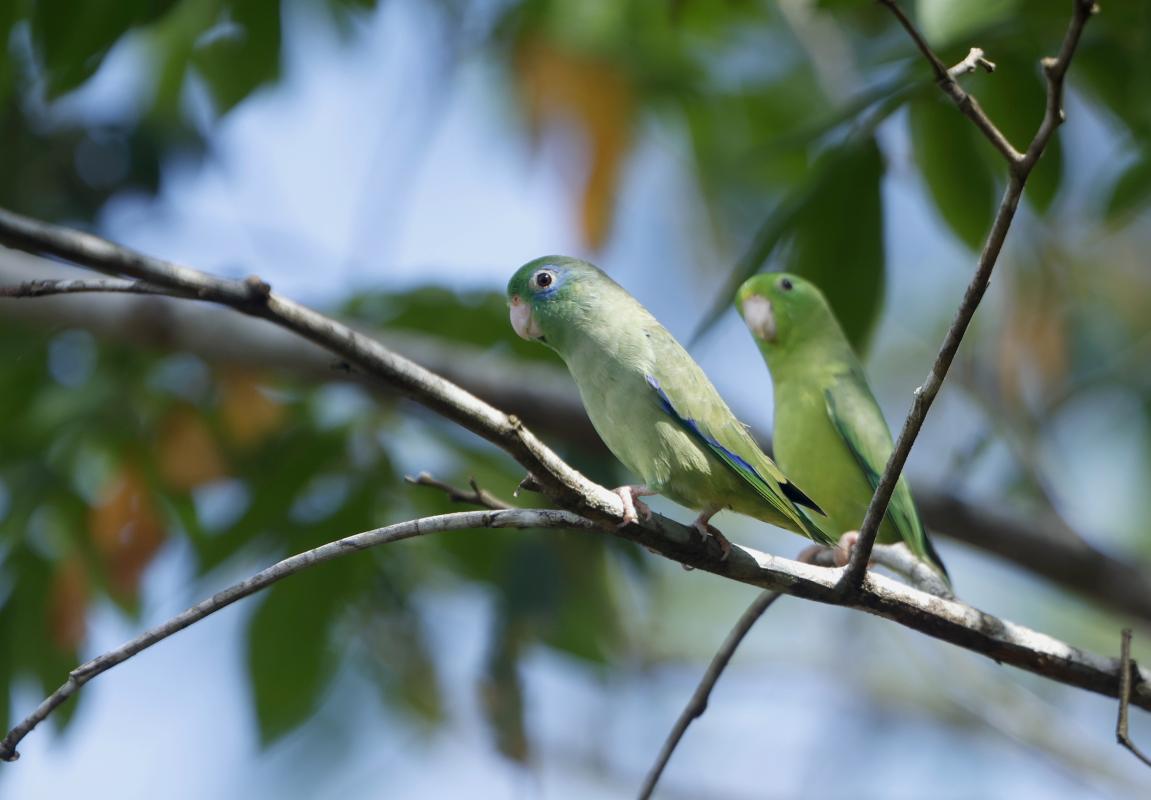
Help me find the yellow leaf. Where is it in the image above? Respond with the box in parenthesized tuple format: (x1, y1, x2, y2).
(88, 467, 167, 598)
(49, 556, 90, 652)
(158, 406, 228, 490)
(218, 368, 285, 449)
(513, 35, 633, 249)
(998, 272, 1067, 408)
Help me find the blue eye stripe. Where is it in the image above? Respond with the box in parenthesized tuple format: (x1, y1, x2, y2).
(532, 267, 565, 297)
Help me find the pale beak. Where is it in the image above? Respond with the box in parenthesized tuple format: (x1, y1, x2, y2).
(740, 294, 776, 342)
(509, 295, 542, 340)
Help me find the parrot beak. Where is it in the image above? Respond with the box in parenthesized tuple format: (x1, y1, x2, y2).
(509, 295, 542, 340)
(740, 294, 776, 342)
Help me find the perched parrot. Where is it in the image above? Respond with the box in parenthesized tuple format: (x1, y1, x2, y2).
(506, 256, 832, 556)
(736, 272, 949, 579)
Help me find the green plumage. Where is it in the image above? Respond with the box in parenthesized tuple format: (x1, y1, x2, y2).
(507, 256, 832, 545)
(736, 273, 948, 579)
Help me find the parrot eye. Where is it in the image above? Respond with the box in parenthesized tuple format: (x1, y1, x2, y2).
(779, 278, 793, 291)
(532, 270, 556, 291)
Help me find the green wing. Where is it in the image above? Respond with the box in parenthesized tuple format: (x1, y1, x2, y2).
(644, 372, 833, 545)
(824, 369, 948, 577)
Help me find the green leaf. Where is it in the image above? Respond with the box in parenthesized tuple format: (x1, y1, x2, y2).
(192, 0, 282, 114)
(354, 585, 444, 727)
(916, 0, 1020, 46)
(343, 287, 560, 365)
(30, 0, 180, 98)
(0, 0, 21, 109)
(691, 90, 906, 346)
(5, 547, 83, 732)
(540, 545, 620, 664)
(909, 94, 998, 251)
(972, 55, 1062, 213)
(0, 592, 14, 736)
(245, 474, 380, 745)
(479, 620, 529, 763)
(246, 560, 357, 745)
(788, 136, 886, 353)
(1105, 154, 1151, 224)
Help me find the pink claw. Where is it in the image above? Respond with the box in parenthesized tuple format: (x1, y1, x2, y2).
(692, 508, 732, 561)
(833, 531, 859, 567)
(614, 485, 654, 527)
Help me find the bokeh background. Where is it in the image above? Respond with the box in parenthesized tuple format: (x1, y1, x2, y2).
(2, 1, 1151, 797)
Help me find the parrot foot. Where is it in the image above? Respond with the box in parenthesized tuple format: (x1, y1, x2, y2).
(615, 485, 654, 527)
(833, 531, 859, 567)
(796, 544, 826, 564)
(797, 532, 859, 568)
(692, 511, 731, 561)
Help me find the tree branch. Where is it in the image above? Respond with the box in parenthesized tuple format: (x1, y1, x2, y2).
(405, 471, 513, 510)
(947, 47, 996, 79)
(842, 0, 1097, 595)
(916, 489, 1151, 624)
(638, 590, 784, 800)
(0, 508, 594, 762)
(1116, 628, 1151, 768)
(0, 278, 171, 297)
(8, 249, 1148, 628)
(878, 0, 1023, 163)
(6, 506, 1150, 763)
(2, 203, 1149, 768)
(806, 541, 952, 598)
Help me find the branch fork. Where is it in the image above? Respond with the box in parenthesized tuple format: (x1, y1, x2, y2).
(838, 0, 1097, 597)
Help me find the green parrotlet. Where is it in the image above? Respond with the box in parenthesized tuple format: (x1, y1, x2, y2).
(736, 272, 949, 579)
(506, 256, 832, 556)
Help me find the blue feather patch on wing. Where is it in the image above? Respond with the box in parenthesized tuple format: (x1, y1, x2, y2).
(646, 374, 824, 516)
(645, 374, 761, 481)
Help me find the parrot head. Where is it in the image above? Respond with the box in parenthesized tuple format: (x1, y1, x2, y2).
(507, 256, 604, 347)
(736, 272, 831, 350)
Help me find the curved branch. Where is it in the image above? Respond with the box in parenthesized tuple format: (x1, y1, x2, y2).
(0, 508, 594, 762)
(639, 590, 784, 800)
(4, 505, 1150, 763)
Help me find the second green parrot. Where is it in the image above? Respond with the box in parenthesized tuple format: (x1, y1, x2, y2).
(737, 273, 949, 579)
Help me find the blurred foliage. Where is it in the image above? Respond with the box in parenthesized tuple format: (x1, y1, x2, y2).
(0, 288, 637, 754)
(3, 0, 1150, 335)
(2, 0, 1151, 777)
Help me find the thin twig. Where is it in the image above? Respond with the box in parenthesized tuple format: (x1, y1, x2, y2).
(807, 542, 952, 599)
(947, 47, 996, 78)
(0, 508, 594, 762)
(638, 590, 783, 800)
(1116, 628, 1151, 768)
(0, 278, 173, 297)
(840, 0, 1097, 596)
(878, 0, 1022, 163)
(405, 471, 513, 510)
